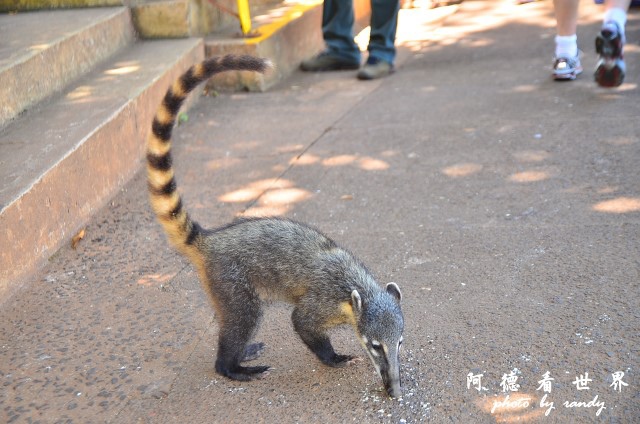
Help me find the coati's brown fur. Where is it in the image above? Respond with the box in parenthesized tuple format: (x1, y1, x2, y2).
(146, 55, 404, 397)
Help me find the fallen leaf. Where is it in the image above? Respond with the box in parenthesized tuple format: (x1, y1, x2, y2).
(71, 228, 86, 249)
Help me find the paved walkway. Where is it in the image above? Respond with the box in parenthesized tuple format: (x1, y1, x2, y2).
(1, 1, 638, 422)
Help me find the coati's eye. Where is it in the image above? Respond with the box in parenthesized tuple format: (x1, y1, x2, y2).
(371, 340, 384, 354)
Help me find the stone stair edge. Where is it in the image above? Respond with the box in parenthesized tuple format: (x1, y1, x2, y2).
(0, 6, 134, 128)
(204, 0, 325, 91)
(0, 0, 122, 13)
(0, 38, 205, 297)
(0, 0, 347, 298)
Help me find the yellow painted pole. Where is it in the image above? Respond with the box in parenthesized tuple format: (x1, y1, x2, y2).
(237, 0, 252, 35)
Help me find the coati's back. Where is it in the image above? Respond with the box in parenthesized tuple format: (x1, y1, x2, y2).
(145, 54, 374, 300)
(145, 54, 404, 398)
(204, 217, 377, 302)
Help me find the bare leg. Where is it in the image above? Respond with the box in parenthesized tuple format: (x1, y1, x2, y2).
(552, 0, 582, 79)
(553, 0, 580, 36)
(604, 0, 631, 12)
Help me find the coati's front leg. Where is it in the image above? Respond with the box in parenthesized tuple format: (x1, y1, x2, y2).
(292, 307, 356, 367)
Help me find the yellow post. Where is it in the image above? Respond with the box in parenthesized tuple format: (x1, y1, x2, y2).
(237, 0, 252, 35)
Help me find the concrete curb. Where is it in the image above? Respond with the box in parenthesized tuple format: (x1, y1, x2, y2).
(0, 39, 204, 298)
(205, 0, 325, 91)
(0, 7, 134, 128)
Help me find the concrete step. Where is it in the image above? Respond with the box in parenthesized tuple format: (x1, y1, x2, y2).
(0, 0, 364, 296)
(0, 7, 134, 128)
(129, 0, 332, 90)
(205, 0, 322, 91)
(204, 0, 370, 91)
(131, 0, 211, 38)
(0, 0, 121, 12)
(0, 38, 204, 295)
(130, 0, 294, 39)
(2, 0, 286, 36)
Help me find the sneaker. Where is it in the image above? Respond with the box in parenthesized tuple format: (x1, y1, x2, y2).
(552, 55, 583, 81)
(594, 21, 625, 87)
(357, 57, 394, 80)
(300, 52, 360, 72)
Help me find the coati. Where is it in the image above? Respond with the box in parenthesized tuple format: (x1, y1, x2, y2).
(146, 55, 404, 398)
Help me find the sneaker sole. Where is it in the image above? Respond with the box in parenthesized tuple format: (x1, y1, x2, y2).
(594, 30, 625, 87)
(300, 62, 360, 72)
(356, 67, 394, 80)
(553, 67, 583, 81)
(594, 60, 625, 87)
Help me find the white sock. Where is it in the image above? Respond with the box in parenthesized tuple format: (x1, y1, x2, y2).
(555, 34, 578, 58)
(603, 8, 627, 39)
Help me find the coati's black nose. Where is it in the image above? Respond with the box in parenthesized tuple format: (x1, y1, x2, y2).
(385, 381, 402, 398)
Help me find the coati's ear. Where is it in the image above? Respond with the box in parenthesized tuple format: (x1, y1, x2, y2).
(351, 290, 363, 315)
(386, 282, 402, 302)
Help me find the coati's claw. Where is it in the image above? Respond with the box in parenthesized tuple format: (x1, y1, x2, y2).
(240, 365, 270, 375)
(345, 356, 364, 366)
(242, 342, 266, 362)
(253, 368, 271, 380)
(217, 364, 271, 381)
(325, 354, 358, 368)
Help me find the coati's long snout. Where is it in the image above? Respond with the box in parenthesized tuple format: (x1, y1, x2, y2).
(380, 345, 402, 398)
(146, 54, 405, 399)
(353, 283, 404, 398)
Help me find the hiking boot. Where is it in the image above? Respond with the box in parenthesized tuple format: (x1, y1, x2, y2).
(594, 21, 625, 87)
(300, 52, 360, 72)
(357, 57, 394, 80)
(553, 55, 583, 81)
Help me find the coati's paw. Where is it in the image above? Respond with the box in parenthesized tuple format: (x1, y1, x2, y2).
(217, 364, 271, 381)
(344, 356, 363, 366)
(242, 342, 266, 362)
(325, 354, 360, 368)
(240, 365, 271, 376)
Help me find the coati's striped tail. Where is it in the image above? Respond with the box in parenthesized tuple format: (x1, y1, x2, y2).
(146, 55, 272, 254)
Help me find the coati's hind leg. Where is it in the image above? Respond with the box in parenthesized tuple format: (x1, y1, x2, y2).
(215, 329, 269, 380)
(242, 342, 266, 362)
(213, 286, 269, 381)
(292, 307, 356, 367)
